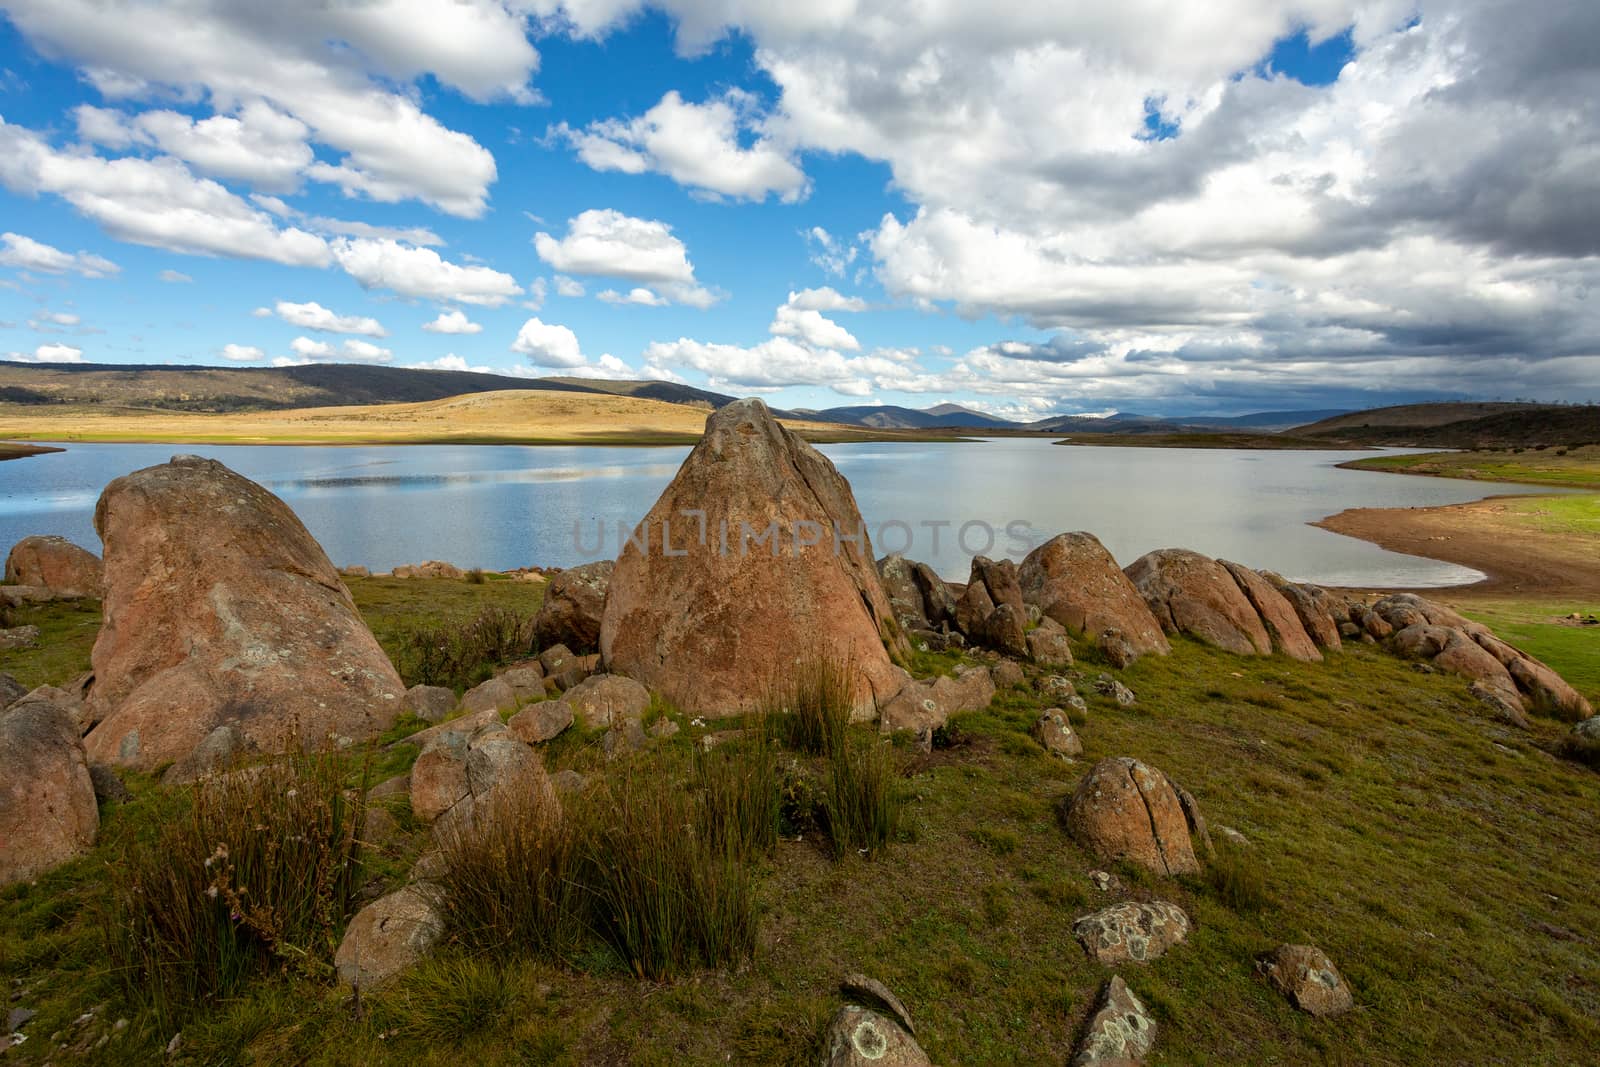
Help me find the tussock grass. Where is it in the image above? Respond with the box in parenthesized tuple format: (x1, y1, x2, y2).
(105, 751, 367, 1029)
(768, 654, 854, 756)
(818, 734, 903, 859)
(392, 604, 536, 690)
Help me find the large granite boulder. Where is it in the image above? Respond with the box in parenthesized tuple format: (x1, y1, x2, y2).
(876, 554, 930, 631)
(599, 399, 908, 716)
(334, 885, 443, 990)
(82, 456, 404, 771)
(1263, 574, 1343, 651)
(1125, 549, 1270, 655)
(1, 695, 98, 885)
(533, 560, 612, 654)
(4, 535, 102, 598)
(1019, 533, 1169, 661)
(1062, 757, 1200, 876)
(1221, 561, 1321, 662)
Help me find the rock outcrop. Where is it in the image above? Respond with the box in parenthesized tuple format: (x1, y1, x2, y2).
(4, 535, 102, 598)
(334, 885, 444, 989)
(1125, 549, 1271, 655)
(1, 695, 98, 885)
(1019, 533, 1169, 662)
(599, 399, 907, 715)
(1062, 757, 1200, 876)
(1220, 561, 1321, 662)
(410, 720, 557, 832)
(878, 665, 995, 750)
(1263, 573, 1343, 651)
(82, 456, 404, 771)
(533, 560, 612, 654)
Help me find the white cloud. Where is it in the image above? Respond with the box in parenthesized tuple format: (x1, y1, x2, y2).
(787, 286, 866, 312)
(332, 238, 522, 306)
(421, 309, 483, 334)
(533, 209, 716, 307)
(409, 353, 494, 373)
(803, 226, 859, 277)
(0, 232, 119, 277)
(556, 89, 808, 202)
(251, 306, 272, 317)
(597, 287, 667, 306)
(273, 299, 387, 337)
(290, 336, 335, 358)
(0, 119, 331, 266)
(75, 102, 313, 193)
(10, 342, 85, 363)
(553, 275, 585, 297)
(769, 304, 860, 350)
(6, 0, 523, 216)
(220, 343, 264, 362)
(158, 269, 193, 283)
(341, 339, 393, 362)
(33, 312, 81, 328)
(270, 356, 310, 367)
(510, 316, 586, 368)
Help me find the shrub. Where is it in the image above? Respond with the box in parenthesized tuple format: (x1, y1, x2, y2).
(818, 735, 902, 859)
(466, 567, 487, 584)
(768, 655, 854, 756)
(106, 751, 367, 1028)
(392, 606, 536, 690)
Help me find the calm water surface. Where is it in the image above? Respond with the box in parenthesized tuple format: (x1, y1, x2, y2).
(0, 439, 1561, 587)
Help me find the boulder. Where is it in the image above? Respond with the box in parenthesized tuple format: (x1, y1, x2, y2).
(410, 734, 472, 823)
(991, 657, 1026, 689)
(411, 724, 557, 831)
(7, 685, 87, 735)
(911, 562, 958, 629)
(877, 554, 930, 631)
(1258, 944, 1354, 1017)
(1505, 654, 1593, 721)
(1032, 709, 1083, 758)
(1221, 561, 1321, 663)
(1263, 575, 1342, 650)
(1093, 675, 1137, 708)
(822, 1005, 930, 1067)
(533, 560, 612, 654)
(1125, 549, 1270, 655)
(599, 399, 908, 716)
(1391, 623, 1453, 660)
(460, 677, 519, 716)
(976, 602, 1027, 659)
(402, 685, 456, 724)
(339, 565, 370, 578)
(878, 666, 996, 750)
(334, 885, 443, 989)
(840, 974, 916, 1037)
(0, 672, 27, 708)
(1095, 629, 1136, 669)
(952, 579, 996, 638)
(1469, 680, 1529, 729)
(1071, 975, 1157, 1067)
(1073, 900, 1190, 965)
(1, 696, 98, 885)
(1026, 617, 1074, 666)
(1564, 716, 1600, 766)
(0, 625, 40, 651)
(970, 556, 1025, 617)
(1062, 757, 1200, 876)
(556, 673, 651, 730)
(163, 723, 255, 784)
(538, 643, 578, 674)
(4, 535, 102, 598)
(82, 456, 403, 772)
(1019, 533, 1169, 660)
(508, 700, 574, 744)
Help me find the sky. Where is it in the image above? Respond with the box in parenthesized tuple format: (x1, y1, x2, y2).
(1, 1, 1597, 419)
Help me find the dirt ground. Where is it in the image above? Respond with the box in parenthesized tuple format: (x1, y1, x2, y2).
(1317, 494, 1600, 598)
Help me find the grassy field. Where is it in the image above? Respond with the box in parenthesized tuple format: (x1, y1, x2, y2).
(4, 576, 1599, 1064)
(1340, 445, 1600, 490)
(0, 390, 959, 449)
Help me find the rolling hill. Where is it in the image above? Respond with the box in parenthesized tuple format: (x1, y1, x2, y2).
(1294, 403, 1599, 447)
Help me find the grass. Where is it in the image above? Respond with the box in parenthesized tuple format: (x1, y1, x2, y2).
(6, 577, 1600, 1063)
(1340, 444, 1600, 489)
(390, 604, 539, 690)
(767, 654, 855, 756)
(818, 734, 903, 859)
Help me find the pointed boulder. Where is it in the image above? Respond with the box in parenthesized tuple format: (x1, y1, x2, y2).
(83, 456, 404, 771)
(1019, 533, 1169, 661)
(599, 399, 908, 716)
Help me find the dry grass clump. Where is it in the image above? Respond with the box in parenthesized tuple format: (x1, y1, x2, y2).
(106, 751, 366, 1028)
(767, 654, 855, 756)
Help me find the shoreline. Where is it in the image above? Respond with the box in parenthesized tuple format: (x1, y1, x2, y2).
(0, 441, 66, 461)
(1316, 493, 1600, 599)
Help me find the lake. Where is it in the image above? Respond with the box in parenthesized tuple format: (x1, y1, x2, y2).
(0, 439, 1559, 587)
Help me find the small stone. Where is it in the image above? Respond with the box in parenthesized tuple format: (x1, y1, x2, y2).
(1258, 944, 1354, 1017)
(1039, 675, 1077, 701)
(1093, 674, 1136, 707)
(1071, 975, 1156, 1066)
(822, 1004, 931, 1067)
(839, 974, 916, 1036)
(7, 1007, 35, 1030)
(1088, 869, 1122, 893)
(647, 717, 680, 740)
(401, 685, 456, 724)
(991, 658, 1025, 689)
(1073, 900, 1190, 965)
(1031, 708, 1083, 758)
(507, 700, 574, 744)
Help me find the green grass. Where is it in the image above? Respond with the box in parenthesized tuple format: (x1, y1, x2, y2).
(1457, 599, 1600, 706)
(0, 596, 100, 690)
(1341, 445, 1600, 489)
(7, 579, 1600, 1063)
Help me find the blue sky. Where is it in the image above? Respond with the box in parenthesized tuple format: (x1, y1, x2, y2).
(2, 2, 1597, 418)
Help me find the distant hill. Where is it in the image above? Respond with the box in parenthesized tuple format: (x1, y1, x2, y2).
(807, 404, 1021, 430)
(1294, 403, 1599, 447)
(0, 361, 742, 415)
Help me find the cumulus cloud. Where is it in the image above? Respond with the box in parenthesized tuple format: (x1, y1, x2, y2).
(274, 300, 387, 337)
(556, 89, 808, 202)
(220, 343, 264, 362)
(331, 238, 522, 306)
(76, 102, 313, 193)
(290, 336, 335, 359)
(0, 232, 119, 277)
(288, 336, 392, 362)
(787, 286, 867, 312)
(9, 342, 85, 363)
(341, 339, 393, 362)
(510, 316, 586, 367)
(5, 0, 525, 215)
(421, 310, 483, 334)
(553, 275, 585, 297)
(409, 353, 494, 372)
(533, 209, 716, 307)
(769, 304, 859, 350)
(597, 287, 667, 306)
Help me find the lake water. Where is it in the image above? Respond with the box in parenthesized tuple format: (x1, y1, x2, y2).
(0, 439, 1561, 588)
